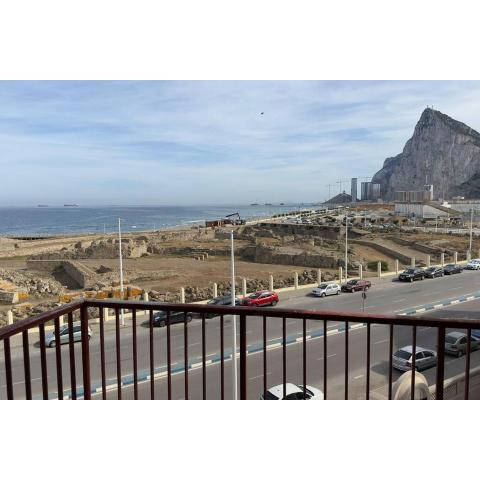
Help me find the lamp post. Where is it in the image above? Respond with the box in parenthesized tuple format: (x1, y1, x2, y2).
(230, 230, 238, 400)
(344, 214, 348, 283)
(469, 208, 474, 256)
(118, 218, 125, 327)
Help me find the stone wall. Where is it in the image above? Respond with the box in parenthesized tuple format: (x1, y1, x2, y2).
(240, 245, 338, 268)
(349, 239, 412, 266)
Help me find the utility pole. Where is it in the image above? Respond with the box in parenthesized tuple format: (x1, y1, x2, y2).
(118, 218, 125, 327)
(435, 216, 438, 233)
(230, 231, 238, 400)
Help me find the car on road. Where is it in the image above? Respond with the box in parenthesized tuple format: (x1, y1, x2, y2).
(261, 383, 324, 400)
(203, 295, 241, 318)
(153, 310, 193, 327)
(341, 279, 371, 292)
(424, 266, 444, 278)
(392, 346, 437, 371)
(241, 290, 279, 307)
(445, 331, 480, 357)
(465, 259, 480, 270)
(45, 322, 92, 348)
(312, 283, 341, 297)
(398, 268, 425, 282)
(443, 263, 463, 275)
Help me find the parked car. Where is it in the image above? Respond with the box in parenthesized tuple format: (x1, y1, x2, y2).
(153, 310, 193, 327)
(465, 259, 480, 270)
(203, 295, 241, 318)
(341, 279, 371, 292)
(261, 383, 324, 400)
(445, 331, 480, 357)
(443, 263, 463, 275)
(392, 346, 437, 371)
(424, 266, 444, 278)
(312, 283, 341, 297)
(398, 268, 425, 282)
(45, 322, 92, 348)
(241, 290, 279, 307)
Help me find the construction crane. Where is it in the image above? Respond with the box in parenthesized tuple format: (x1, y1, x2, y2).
(225, 212, 246, 225)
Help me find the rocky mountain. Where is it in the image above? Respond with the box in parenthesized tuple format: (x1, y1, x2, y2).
(371, 108, 480, 200)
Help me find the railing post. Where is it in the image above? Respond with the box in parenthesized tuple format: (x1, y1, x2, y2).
(467, 250, 471, 262)
(426, 255, 431, 268)
(104, 307, 110, 322)
(436, 327, 445, 400)
(410, 257, 415, 268)
(242, 278, 247, 297)
(358, 264, 362, 279)
(294, 272, 298, 289)
(377, 261, 382, 277)
(239, 313, 247, 400)
(395, 259, 399, 275)
(80, 303, 91, 399)
(269, 275, 274, 292)
(7, 310, 13, 325)
(213, 282, 218, 298)
(338, 266, 343, 283)
(441, 252, 445, 267)
(454, 251, 458, 265)
(317, 269, 321, 284)
(180, 287, 185, 303)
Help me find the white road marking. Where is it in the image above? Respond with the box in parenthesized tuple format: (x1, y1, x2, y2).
(392, 298, 406, 303)
(354, 374, 364, 380)
(374, 339, 388, 345)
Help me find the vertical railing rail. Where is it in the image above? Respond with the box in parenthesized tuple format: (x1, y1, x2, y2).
(344, 320, 349, 400)
(465, 328, 472, 400)
(67, 312, 77, 400)
(3, 338, 13, 400)
(22, 330, 32, 400)
(239, 313, 247, 400)
(39, 323, 48, 400)
(54, 317, 63, 400)
(98, 308, 106, 400)
(80, 303, 91, 400)
(436, 327, 446, 400)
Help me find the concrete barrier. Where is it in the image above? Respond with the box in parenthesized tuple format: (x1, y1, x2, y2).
(294, 272, 299, 289)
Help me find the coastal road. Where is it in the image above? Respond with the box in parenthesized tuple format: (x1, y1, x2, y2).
(2, 270, 480, 399)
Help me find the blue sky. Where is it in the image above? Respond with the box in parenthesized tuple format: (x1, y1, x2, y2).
(2, 80, 480, 205)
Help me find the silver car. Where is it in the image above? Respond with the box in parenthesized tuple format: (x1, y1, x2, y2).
(312, 283, 341, 297)
(445, 331, 480, 357)
(45, 322, 92, 348)
(392, 346, 437, 372)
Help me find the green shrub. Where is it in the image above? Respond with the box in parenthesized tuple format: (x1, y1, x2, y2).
(367, 260, 389, 272)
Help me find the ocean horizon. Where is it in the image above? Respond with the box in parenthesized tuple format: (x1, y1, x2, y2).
(0, 204, 315, 237)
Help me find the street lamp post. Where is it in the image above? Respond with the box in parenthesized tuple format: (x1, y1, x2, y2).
(469, 208, 474, 255)
(118, 218, 125, 327)
(230, 230, 238, 400)
(344, 214, 348, 283)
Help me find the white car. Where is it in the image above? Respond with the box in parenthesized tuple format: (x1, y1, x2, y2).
(261, 383, 324, 400)
(312, 283, 341, 297)
(465, 259, 480, 270)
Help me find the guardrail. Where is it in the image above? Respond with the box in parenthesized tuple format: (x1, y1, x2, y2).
(1, 298, 480, 400)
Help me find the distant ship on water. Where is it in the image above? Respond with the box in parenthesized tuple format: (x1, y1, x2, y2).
(37, 204, 49, 207)
(64, 204, 79, 207)
(250, 202, 259, 206)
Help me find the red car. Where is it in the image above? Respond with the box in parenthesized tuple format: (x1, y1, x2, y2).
(341, 279, 371, 292)
(241, 290, 279, 307)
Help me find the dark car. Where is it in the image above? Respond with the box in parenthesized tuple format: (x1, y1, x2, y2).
(153, 310, 192, 327)
(424, 266, 444, 278)
(444, 264, 463, 275)
(341, 279, 371, 292)
(398, 268, 425, 282)
(204, 295, 241, 318)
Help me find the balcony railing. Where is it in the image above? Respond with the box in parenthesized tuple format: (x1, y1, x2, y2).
(1, 298, 480, 399)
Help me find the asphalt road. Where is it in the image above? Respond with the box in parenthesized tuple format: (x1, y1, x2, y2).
(2, 269, 480, 399)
